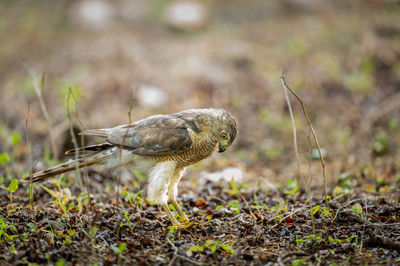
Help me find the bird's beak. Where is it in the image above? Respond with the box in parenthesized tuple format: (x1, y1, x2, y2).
(218, 144, 228, 153)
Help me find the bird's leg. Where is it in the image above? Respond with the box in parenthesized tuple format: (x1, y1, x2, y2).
(170, 197, 189, 223)
(162, 203, 192, 229)
(162, 203, 180, 227)
(168, 168, 190, 223)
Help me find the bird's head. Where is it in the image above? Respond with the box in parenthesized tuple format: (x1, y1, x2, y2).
(212, 109, 237, 153)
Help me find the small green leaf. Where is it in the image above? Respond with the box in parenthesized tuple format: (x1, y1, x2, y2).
(360, 57, 374, 74)
(8, 179, 18, 193)
(352, 203, 362, 216)
(0, 153, 10, 165)
(111, 243, 127, 254)
(291, 258, 307, 266)
(310, 205, 320, 215)
(188, 245, 203, 252)
(220, 244, 234, 254)
(10, 132, 21, 146)
(209, 244, 217, 252)
(118, 242, 127, 253)
(68, 203, 75, 211)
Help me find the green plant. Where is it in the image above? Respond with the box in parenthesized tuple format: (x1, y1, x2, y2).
(310, 205, 332, 219)
(9, 131, 21, 146)
(44, 220, 55, 246)
(83, 226, 98, 240)
(8, 179, 18, 205)
(111, 242, 126, 265)
(216, 200, 241, 216)
(271, 199, 289, 221)
(41, 182, 74, 217)
(372, 132, 390, 156)
(291, 258, 307, 266)
(296, 235, 305, 247)
(121, 208, 134, 233)
(226, 200, 240, 215)
(57, 227, 77, 246)
(285, 178, 299, 196)
(296, 234, 326, 248)
(189, 240, 234, 255)
(0, 208, 19, 243)
(345, 235, 358, 246)
(55, 259, 66, 266)
(328, 237, 342, 243)
(0, 153, 10, 165)
(168, 226, 177, 243)
(121, 189, 145, 208)
(351, 203, 362, 216)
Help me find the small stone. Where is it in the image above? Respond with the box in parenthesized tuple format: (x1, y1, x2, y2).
(163, 0, 209, 32)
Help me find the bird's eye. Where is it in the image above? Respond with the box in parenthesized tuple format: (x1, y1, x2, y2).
(221, 133, 228, 139)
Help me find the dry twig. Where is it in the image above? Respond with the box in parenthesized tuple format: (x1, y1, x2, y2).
(32, 74, 58, 157)
(24, 102, 36, 225)
(66, 88, 84, 191)
(117, 94, 134, 204)
(280, 75, 328, 202)
(280, 75, 305, 193)
(70, 90, 90, 195)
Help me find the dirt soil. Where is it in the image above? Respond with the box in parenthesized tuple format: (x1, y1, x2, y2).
(1, 179, 399, 265)
(0, 0, 400, 265)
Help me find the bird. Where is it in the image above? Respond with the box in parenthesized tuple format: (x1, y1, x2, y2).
(22, 108, 237, 228)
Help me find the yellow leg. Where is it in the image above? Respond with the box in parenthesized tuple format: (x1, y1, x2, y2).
(167, 167, 191, 223)
(162, 203, 192, 229)
(162, 203, 180, 227)
(171, 197, 189, 222)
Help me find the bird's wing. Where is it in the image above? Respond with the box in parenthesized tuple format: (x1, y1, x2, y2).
(106, 115, 195, 156)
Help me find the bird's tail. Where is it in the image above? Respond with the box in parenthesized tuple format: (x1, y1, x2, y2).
(21, 146, 115, 185)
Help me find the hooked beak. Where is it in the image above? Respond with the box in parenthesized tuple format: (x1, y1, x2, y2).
(218, 144, 228, 153)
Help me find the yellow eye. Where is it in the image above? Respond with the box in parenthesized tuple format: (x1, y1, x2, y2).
(221, 133, 228, 139)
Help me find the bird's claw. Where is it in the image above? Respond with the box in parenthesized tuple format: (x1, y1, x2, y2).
(170, 220, 194, 230)
(178, 213, 190, 223)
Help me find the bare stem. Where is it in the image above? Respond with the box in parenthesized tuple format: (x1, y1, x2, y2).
(32, 73, 58, 157)
(280, 75, 328, 202)
(70, 90, 90, 198)
(25, 101, 36, 227)
(280, 76, 305, 191)
(117, 98, 133, 204)
(66, 88, 83, 191)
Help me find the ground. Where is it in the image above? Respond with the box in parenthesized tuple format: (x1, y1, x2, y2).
(0, 0, 399, 265)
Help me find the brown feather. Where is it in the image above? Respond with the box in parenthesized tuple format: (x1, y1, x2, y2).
(21, 151, 113, 184)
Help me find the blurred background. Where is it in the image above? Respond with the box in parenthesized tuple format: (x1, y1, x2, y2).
(0, 0, 399, 191)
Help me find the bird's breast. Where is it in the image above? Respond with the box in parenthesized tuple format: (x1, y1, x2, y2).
(152, 139, 217, 167)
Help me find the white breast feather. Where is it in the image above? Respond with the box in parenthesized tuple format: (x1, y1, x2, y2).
(147, 161, 176, 204)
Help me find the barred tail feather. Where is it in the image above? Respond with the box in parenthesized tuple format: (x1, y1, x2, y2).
(21, 149, 115, 184)
(65, 143, 113, 155)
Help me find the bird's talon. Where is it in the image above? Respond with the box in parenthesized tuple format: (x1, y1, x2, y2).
(170, 221, 194, 230)
(178, 214, 190, 223)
